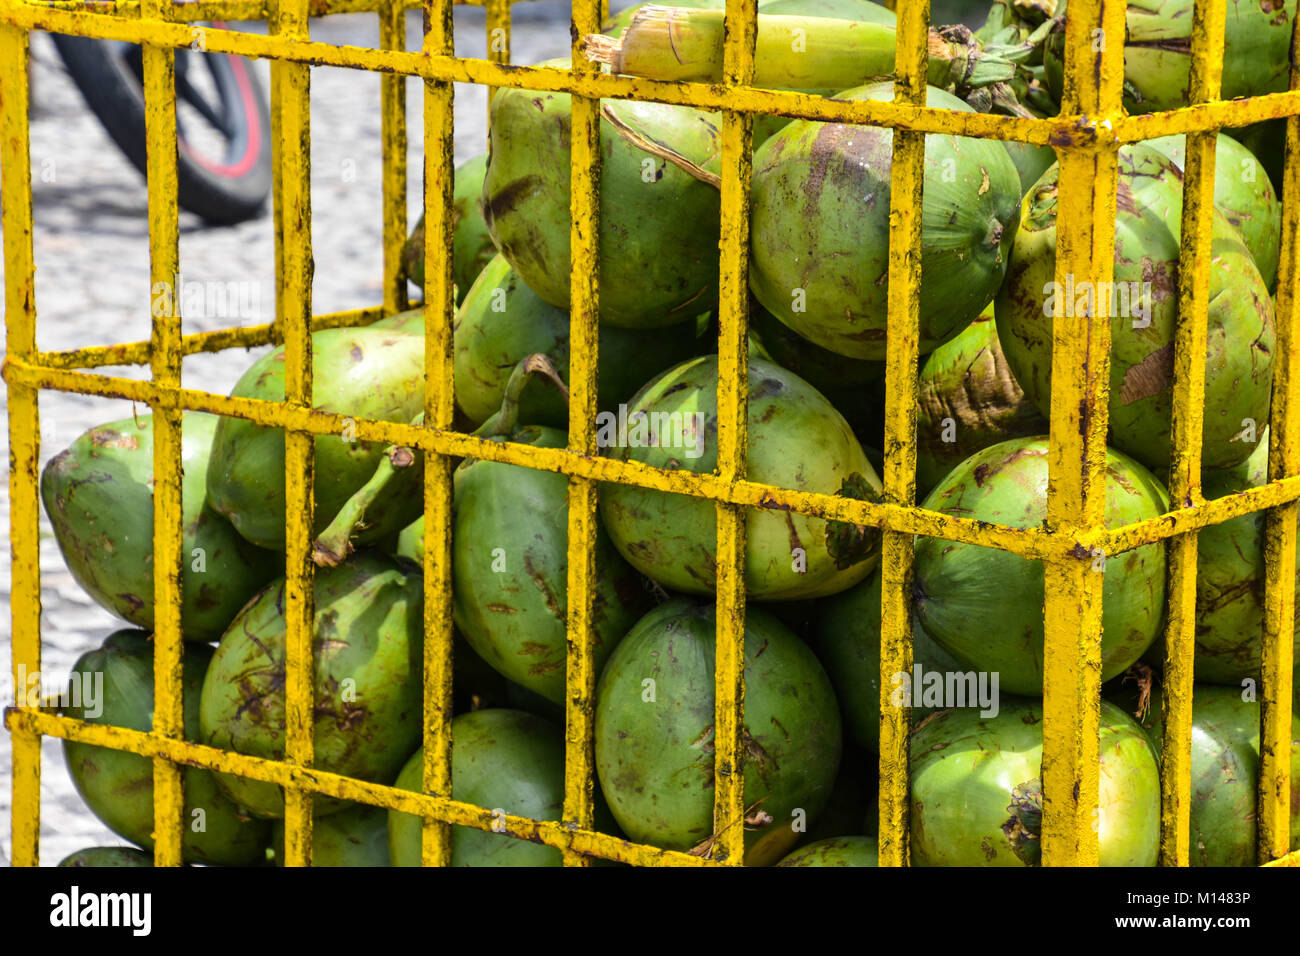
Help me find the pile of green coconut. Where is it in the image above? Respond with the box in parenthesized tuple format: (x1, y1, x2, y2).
(44, 0, 1300, 868)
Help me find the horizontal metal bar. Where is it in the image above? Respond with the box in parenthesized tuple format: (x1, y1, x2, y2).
(14, 356, 1300, 558)
(5, 357, 1081, 559)
(5, 707, 712, 867)
(5, 0, 531, 23)
(37, 305, 386, 370)
(10, 3, 1300, 143)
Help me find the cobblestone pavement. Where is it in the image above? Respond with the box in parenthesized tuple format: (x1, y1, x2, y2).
(0, 5, 584, 866)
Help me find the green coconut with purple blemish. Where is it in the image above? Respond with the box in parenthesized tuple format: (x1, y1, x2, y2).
(206, 326, 426, 552)
(198, 551, 423, 819)
(63, 630, 271, 865)
(41, 412, 280, 642)
(749, 82, 1021, 361)
(910, 698, 1160, 866)
(995, 143, 1274, 472)
(594, 599, 842, 866)
(482, 61, 723, 329)
(599, 354, 883, 600)
(912, 436, 1170, 696)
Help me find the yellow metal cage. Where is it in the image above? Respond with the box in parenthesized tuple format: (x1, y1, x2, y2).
(1, 0, 1297, 867)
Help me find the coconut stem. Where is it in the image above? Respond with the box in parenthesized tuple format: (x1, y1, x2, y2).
(585, 6, 1028, 100)
(484, 353, 570, 440)
(312, 417, 423, 568)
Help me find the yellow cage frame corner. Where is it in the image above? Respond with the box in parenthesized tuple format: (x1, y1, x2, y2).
(1, 0, 1296, 868)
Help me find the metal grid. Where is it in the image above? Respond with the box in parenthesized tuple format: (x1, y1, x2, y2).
(1, 0, 1297, 867)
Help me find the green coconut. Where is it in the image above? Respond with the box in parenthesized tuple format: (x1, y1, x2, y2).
(594, 599, 842, 866)
(1143, 436, 1300, 685)
(749, 81, 1021, 361)
(809, 566, 965, 752)
(482, 61, 723, 329)
(995, 144, 1274, 472)
(1141, 133, 1282, 292)
(910, 698, 1161, 866)
(1228, 121, 1285, 206)
(199, 552, 423, 818)
(775, 835, 879, 866)
(1003, 141, 1057, 198)
(914, 309, 1047, 499)
(1110, 681, 1300, 866)
(41, 412, 280, 642)
(1044, 0, 1298, 115)
(63, 630, 271, 865)
(271, 802, 390, 866)
(442, 420, 652, 704)
(58, 847, 159, 867)
(913, 437, 1170, 696)
(452, 254, 704, 428)
(388, 709, 566, 867)
(206, 326, 426, 552)
(403, 153, 496, 303)
(599, 354, 883, 600)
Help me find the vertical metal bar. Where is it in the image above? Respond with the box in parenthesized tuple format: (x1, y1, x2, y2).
(561, 0, 603, 869)
(1039, 0, 1126, 867)
(142, 0, 186, 869)
(270, 0, 286, 339)
(708, 0, 757, 868)
(275, 0, 316, 868)
(0, 21, 41, 869)
(381, 0, 409, 314)
(1160, 0, 1226, 869)
(875, 0, 928, 870)
(1258, 13, 1300, 865)
(421, 0, 456, 867)
(484, 0, 510, 131)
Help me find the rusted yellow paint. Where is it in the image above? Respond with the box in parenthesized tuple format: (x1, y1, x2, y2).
(1, 20, 41, 868)
(1156, 0, 1226, 869)
(380, 0, 409, 315)
(1036, 0, 1126, 867)
(4, 0, 1296, 869)
(705, 0, 758, 867)
(271, 0, 317, 869)
(141, 0, 187, 869)
(558, 0, 603, 870)
(1257, 41, 1300, 860)
(419, 0, 457, 869)
(875, 0, 927, 872)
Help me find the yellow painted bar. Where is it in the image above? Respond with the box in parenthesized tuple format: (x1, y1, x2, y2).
(0, 20, 41, 868)
(1156, 0, 1226, 869)
(420, 0, 456, 867)
(0, 0, 529, 22)
(273, 0, 317, 868)
(38, 305, 387, 369)
(141, 0, 187, 869)
(9, 354, 1096, 560)
(380, 0, 409, 314)
(707, 0, 757, 867)
(12, 1, 1300, 140)
(1038, 0, 1126, 867)
(0, 3, 1100, 143)
(875, 0, 928, 871)
(1257, 24, 1300, 862)
(484, 0, 510, 126)
(7, 707, 717, 866)
(559, 0, 602, 869)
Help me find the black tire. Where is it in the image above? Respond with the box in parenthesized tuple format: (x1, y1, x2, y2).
(49, 28, 272, 225)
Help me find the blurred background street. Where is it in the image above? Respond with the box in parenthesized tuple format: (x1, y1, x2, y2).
(0, 0, 988, 865)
